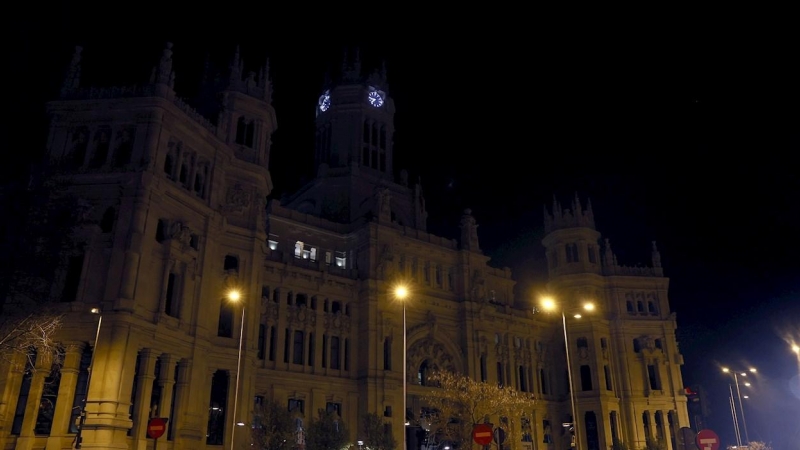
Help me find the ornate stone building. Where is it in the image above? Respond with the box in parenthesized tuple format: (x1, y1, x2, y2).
(0, 43, 690, 450)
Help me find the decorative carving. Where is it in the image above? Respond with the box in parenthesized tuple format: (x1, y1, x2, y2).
(407, 337, 457, 382)
(224, 183, 252, 213)
(470, 270, 486, 302)
(169, 221, 192, 249)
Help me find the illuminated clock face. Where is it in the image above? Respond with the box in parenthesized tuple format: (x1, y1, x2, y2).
(367, 90, 385, 108)
(318, 92, 331, 112)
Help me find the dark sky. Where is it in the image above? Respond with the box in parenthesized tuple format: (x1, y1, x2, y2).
(4, 5, 800, 448)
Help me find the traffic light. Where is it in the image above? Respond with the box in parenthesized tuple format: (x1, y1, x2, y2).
(685, 385, 709, 431)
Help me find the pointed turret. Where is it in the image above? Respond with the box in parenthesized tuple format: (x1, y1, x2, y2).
(60, 46, 82, 98)
(603, 238, 615, 267)
(651, 241, 664, 275)
(228, 45, 242, 89)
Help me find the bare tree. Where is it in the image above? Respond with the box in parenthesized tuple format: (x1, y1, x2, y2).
(0, 166, 84, 367)
(422, 369, 537, 450)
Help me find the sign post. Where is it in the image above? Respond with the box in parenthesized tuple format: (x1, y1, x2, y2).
(473, 423, 494, 446)
(147, 417, 168, 449)
(695, 429, 720, 450)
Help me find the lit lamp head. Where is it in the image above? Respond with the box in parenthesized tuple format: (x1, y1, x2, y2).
(793, 344, 800, 354)
(541, 297, 556, 311)
(90, 308, 101, 314)
(395, 285, 408, 300)
(722, 367, 730, 373)
(228, 289, 241, 302)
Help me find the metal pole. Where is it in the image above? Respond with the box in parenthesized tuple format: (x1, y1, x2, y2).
(562, 311, 579, 450)
(403, 301, 407, 450)
(733, 374, 750, 445)
(231, 306, 245, 450)
(728, 384, 741, 447)
(75, 312, 102, 449)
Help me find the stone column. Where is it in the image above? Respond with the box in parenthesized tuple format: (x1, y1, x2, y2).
(130, 349, 159, 450)
(171, 359, 201, 450)
(45, 342, 86, 450)
(15, 352, 51, 450)
(0, 356, 26, 437)
(156, 354, 177, 430)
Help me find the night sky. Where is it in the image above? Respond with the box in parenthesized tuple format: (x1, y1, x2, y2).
(4, 6, 800, 449)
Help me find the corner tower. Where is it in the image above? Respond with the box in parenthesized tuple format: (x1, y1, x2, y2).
(542, 193, 602, 278)
(281, 50, 427, 230)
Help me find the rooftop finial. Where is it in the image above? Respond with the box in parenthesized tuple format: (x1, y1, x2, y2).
(154, 42, 175, 87)
(651, 241, 662, 268)
(60, 45, 83, 97)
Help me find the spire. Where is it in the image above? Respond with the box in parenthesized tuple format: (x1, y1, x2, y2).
(572, 191, 582, 216)
(259, 57, 272, 101)
(60, 46, 82, 97)
(603, 238, 615, 267)
(229, 45, 242, 88)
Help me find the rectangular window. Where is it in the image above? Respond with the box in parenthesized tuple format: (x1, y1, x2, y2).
(648, 364, 661, 390)
(165, 273, 177, 316)
(258, 324, 266, 360)
(268, 327, 276, 361)
(62, 254, 85, 302)
(308, 332, 315, 366)
(293, 331, 305, 364)
(540, 368, 548, 395)
(580, 365, 593, 391)
(496, 362, 504, 387)
(344, 339, 350, 371)
(322, 335, 328, 368)
(288, 399, 304, 414)
(480, 355, 487, 382)
(518, 366, 527, 392)
(326, 402, 342, 417)
(383, 338, 392, 370)
(218, 301, 234, 337)
(331, 336, 341, 369)
(284, 329, 290, 363)
(604, 365, 613, 391)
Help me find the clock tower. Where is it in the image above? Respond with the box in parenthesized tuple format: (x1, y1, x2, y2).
(281, 51, 427, 230)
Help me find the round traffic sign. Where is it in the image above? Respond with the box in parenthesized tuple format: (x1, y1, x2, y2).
(493, 427, 506, 444)
(147, 417, 168, 439)
(696, 429, 720, 450)
(472, 423, 493, 446)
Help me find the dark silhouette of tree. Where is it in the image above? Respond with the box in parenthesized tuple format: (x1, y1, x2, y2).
(251, 397, 294, 450)
(305, 409, 349, 450)
(360, 412, 397, 450)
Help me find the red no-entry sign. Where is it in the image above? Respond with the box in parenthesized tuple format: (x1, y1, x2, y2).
(696, 429, 720, 450)
(147, 417, 168, 439)
(473, 423, 493, 446)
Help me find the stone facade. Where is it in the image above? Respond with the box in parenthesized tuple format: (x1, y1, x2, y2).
(0, 43, 689, 450)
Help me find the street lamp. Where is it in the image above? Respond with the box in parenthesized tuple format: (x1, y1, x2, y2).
(721, 366, 756, 446)
(394, 284, 409, 450)
(75, 307, 102, 449)
(540, 297, 595, 450)
(228, 288, 245, 450)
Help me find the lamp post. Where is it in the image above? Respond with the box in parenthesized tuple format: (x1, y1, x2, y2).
(75, 307, 102, 449)
(722, 367, 756, 446)
(394, 285, 409, 450)
(228, 289, 245, 450)
(540, 297, 595, 450)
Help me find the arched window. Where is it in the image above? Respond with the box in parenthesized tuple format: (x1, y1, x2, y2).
(418, 360, 430, 386)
